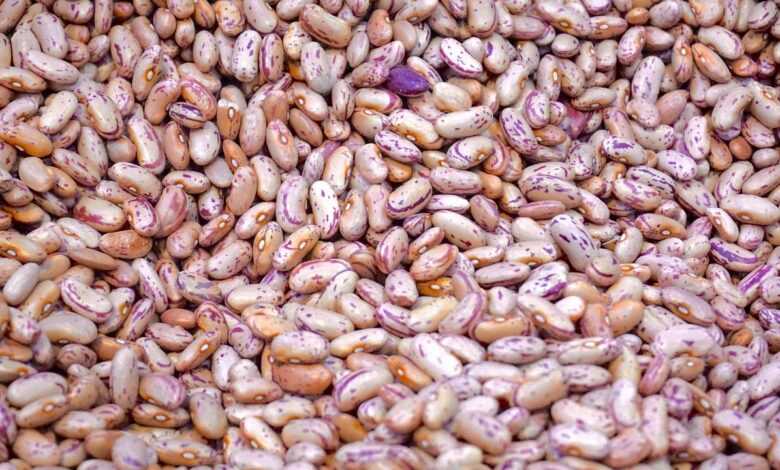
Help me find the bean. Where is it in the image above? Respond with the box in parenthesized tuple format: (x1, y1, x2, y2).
(452, 411, 510, 455)
(109, 347, 138, 410)
(111, 434, 155, 470)
(188, 391, 227, 440)
(713, 409, 772, 454)
(334, 367, 394, 412)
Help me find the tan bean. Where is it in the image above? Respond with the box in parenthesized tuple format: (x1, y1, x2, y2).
(300, 5, 351, 48)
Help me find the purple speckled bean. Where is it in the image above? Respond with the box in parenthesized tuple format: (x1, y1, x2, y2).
(438, 292, 485, 335)
(518, 262, 569, 300)
(761, 276, 780, 303)
(386, 177, 433, 220)
(713, 409, 772, 454)
(309, 180, 340, 239)
(408, 333, 463, 380)
(60, 277, 113, 323)
(711, 296, 747, 331)
(334, 443, 424, 469)
(657, 150, 698, 181)
(452, 411, 511, 455)
(373, 129, 422, 164)
(439, 38, 483, 77)
(275, 176, 309, 233)
(288, 258, 352, 294)
(133, 258, 169, 312)
(333, 368, 394, 412)
(548, 214, 597, 272)
(523, 90, 551, 128)
(0, 400, 17, 444)
(631, 56, 665, 103)
(626, 165, 676, 197)
(710, 238, 761, 272)
(500, 107, 537, 155)
(435, 106, 494, 139)
(548, 423, 609, 460)
(375, 227, 409, 275)
(446, 136, 495, 170)
(651, 324, 717, 358)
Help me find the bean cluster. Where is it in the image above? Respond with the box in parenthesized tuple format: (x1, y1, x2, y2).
(1, 0, 780, 469)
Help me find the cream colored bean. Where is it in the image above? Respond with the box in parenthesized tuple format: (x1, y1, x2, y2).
(2, 262, 39, 305)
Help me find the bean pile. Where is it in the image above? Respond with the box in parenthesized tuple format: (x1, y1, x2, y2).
(2, 0, 780, 468)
